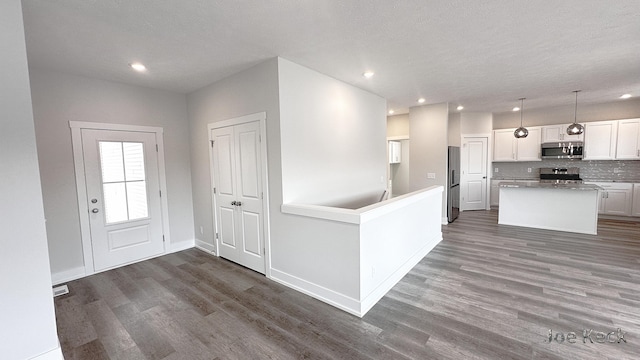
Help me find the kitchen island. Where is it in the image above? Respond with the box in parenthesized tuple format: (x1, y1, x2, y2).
(498, 182, 602, 235)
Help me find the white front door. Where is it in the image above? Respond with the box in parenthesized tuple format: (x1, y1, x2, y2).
(81, 129, 164, 271)
(211, 121, 265, 274)
(461, 137, 488, 211)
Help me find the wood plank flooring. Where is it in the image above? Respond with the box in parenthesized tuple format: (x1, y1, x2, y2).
(54, 210, 640, 359)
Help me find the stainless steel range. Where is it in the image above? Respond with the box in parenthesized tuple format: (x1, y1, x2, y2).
(539, 167, 583, 184)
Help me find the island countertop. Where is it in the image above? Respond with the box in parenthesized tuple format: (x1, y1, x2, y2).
(498, 182, 602, 191)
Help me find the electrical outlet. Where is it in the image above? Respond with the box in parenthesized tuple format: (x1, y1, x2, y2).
(427, 173, 436, 179)
(200, 226, 204, 235)
(527, 168, 532, 173)
(614, 168, 621, 173)
(494, 168, 499, 173)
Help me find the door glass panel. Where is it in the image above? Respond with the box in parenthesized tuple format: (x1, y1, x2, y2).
(123, 142, 146, 181)
(99, 142, 125, 182)
(126, 181, 148, 219)
(99, 141, 149, 224)
(103, 183, 128, 223)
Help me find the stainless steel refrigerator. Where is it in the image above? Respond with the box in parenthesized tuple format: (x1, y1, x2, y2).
(447, 146, 460, 223)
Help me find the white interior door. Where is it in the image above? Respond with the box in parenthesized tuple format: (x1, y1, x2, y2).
(461, 137, 488, 211)
(211, 121, 265, 274)
(81, 129, 164, 272)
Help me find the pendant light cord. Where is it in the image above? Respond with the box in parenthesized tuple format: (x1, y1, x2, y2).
(574, 90, 580, 123)
(519, 98, 525, 126)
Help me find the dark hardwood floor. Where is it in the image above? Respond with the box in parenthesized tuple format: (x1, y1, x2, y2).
(54, 210, 640, 359)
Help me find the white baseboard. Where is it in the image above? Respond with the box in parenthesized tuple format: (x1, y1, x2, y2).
(168, 239, 195, 253)
(270, 268, 362, 317)
(51, 266, 85, 286)
(360, 234, 442, 316)
(195, 239, 216, 255)
(441, 216, 448, 225)
(30, 344, 64, 360)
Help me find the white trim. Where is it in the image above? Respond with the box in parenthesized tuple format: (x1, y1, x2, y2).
(70, 121, 163, 134)
(51, 266, 86, 286)
(281, 187, 443, 225)
(386, 135, 410, 141)
(29, 345, 64, 360)
(69, 121, 171, 277)
(194, 239, 216, 255)
(207, 112, 271, 277)
(269, 268, 362, 317)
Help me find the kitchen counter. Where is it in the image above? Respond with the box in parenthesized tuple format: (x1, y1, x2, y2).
(498, 183, 600, 235)
(499, 182, 602, 191)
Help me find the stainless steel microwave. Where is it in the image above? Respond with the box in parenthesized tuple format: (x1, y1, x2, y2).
(541, 142, 583, 159)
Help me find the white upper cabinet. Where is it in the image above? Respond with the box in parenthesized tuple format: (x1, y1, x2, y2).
(584, 120, 618, 160)
(493, 129, 516, 161)
(389, 141, 401, 164)
(493, 127, 541, 162)
(515, 127, 542, 161)
(615, 118, 640, 160)
(541, 124, 585, 142)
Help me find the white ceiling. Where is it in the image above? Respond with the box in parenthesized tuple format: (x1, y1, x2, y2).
(22, 0, 640, 114)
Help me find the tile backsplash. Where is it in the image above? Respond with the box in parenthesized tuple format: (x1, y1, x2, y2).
(492, 160, 640, 182)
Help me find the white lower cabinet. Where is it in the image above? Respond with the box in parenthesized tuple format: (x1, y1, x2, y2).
(585, 182, 633, 216)
(633, 184, 640, 217)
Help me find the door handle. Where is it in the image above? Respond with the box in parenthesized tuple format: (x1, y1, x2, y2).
(236, 201, 242, 206)
(91, 208, 99, 213)
(231, 201, 237, 206)
(482, 176, 487, 179)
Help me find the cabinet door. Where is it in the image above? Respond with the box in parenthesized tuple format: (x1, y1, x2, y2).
(584, 121, 618, 160)
(633, 184, 640, 217)
(615, 119, 640, 160)
(389, 141, 401, 163)
(603, 189, 632, 216)
(516, 127, 541, 161)
(493, 129, 516, 162)
(542, 125, 563, 142)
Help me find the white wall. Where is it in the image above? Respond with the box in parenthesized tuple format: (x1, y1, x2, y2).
(187, 58, 281, 250)
(0, 1, 62, 358)
(387, 113, 410, 137)
(409, 102, 449, 219)
(278, 58, 388, 205)
(448, 112, 461, 146)
(461, 112, 493, 134)
(29, 69, 195, 276)
(493, 98, 640, 129)
(390, 140, 411, 196)
(270, 58, 387, 302)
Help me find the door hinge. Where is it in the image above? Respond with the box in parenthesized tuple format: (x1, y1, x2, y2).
(211, 140, 214, 147)
(261, 192, 263, 199)
(159, 190, 162, 197)
(156, 144, 158, 152)
(163, 235, 165, 242)
(213, 187, 216, 194)
(259, 134, 262, 143)
(215, 232, 219, 239)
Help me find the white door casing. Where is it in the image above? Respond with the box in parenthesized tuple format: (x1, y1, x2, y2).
(209, 113, 269, 275)
(461, 136, 488, 211)
(70, 122, 171, 275)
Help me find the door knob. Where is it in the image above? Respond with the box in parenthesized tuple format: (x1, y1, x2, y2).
(91, 208, 99, 213)
(236, 201, 242, 206)
(91, 198, 98, 204)
(231, 201, 237, 206)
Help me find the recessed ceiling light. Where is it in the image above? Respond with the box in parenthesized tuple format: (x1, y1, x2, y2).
(456, 105, 464, 111)
(512, 107, 520, 112)
(388, 109, 395, 115)
(418, 98, 426, 104)
(363, 71, 375, 78)
(129, 62, 147, 72)
(620, 93, 632, 99)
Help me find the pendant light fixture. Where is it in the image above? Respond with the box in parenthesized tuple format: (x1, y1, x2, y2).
(514, 98, 528, 138)
(567, 90, 584, 135)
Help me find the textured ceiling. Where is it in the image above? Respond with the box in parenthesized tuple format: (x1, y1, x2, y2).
(22, 0, 640, 114)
